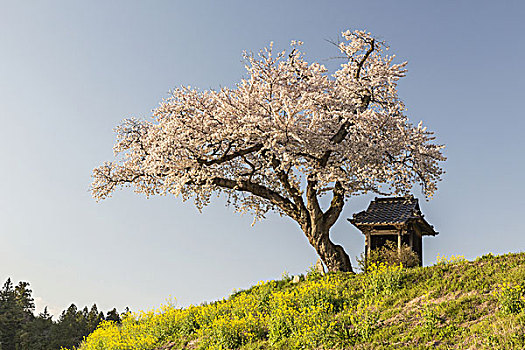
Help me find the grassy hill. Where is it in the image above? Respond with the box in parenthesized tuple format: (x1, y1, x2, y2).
(74, 252, 525, 349)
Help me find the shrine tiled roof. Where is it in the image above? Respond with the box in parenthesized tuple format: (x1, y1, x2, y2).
(348, 195, 438, 235)
(350, 195, 421, 225)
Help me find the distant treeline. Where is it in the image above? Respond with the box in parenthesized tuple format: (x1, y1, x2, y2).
(0, 278, 127, 350)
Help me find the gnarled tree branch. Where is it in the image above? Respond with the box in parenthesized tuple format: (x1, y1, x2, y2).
(323, 181, 345, 228)
(197, 143, 263, 166)
(210, 177, 300, 221)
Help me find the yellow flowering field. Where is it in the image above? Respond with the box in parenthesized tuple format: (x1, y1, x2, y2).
(72, 252, 525, 349)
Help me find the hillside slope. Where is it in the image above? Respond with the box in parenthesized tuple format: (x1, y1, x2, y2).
(75, 253, 525, 349)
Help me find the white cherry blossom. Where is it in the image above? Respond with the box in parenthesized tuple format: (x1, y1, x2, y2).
(92, 30, 445, 272)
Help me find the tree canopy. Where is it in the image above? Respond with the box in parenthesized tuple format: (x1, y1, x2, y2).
(92, 30, 445, 272)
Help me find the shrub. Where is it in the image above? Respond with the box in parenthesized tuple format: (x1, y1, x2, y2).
(205, 315, 264, 349)
(364, 261, 405, 296)
(305, 263, 324, 281)
(494, 283, 525, 315)
(436, 254, 466, 265)
(420, 299, 441, 333)
(76, 319, 157, 350)
(476, 252, 495, 262)
(357, 241, 419, 272)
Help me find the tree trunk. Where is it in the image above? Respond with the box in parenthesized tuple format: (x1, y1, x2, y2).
(304, 224, 353, 273)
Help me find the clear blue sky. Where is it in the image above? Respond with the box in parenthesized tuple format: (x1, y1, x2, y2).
(1, 1, 524, 316)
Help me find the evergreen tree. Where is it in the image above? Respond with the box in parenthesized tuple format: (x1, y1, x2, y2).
(86, 304, 104, 334)
(14, 281, 35, 314)
(21, 307, 54, 350)
(0, 278, 23, 350)
(14, 281, 36, 348)
(52, 303, 90, 349)
(105, 308, 121, 324)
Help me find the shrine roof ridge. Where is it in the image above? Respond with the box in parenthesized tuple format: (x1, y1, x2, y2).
(347, 195, 437, 235)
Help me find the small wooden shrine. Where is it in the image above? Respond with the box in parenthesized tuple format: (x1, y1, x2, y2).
(348, 195, 438, 266)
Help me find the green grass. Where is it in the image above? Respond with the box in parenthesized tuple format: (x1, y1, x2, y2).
(74, 252, 525, 349)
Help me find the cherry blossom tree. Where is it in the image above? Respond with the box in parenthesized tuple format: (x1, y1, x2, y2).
(91, 30, 445, 272)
